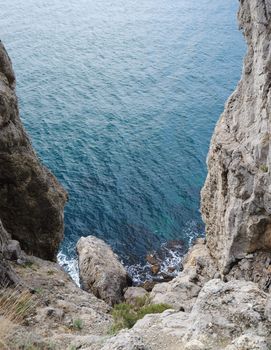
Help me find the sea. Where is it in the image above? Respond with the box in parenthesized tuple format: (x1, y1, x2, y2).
(1, 0, 245, 284)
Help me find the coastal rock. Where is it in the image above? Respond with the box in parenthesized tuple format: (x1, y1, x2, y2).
(102, 279, 271, 350)
(201, 0, 271, 273)
(0, 41, 67, 261)
(225, 335, 270, 350)
(7, 254, 112, 350)
(150, 239, 217, 311)
(77, 236, 132, 305)
(124, 287, 148, 305)
(0, 219, 19, 285)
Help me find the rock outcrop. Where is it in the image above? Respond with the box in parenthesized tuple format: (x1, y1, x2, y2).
(77, 236, 132, 305)
(150, 239, 217, 311)
(1, 0, 271, 349)
(0, 219, 19, 285)
(201, 0, 271, 273)
(0, 41, 67, 261)
(102, 279, 271, 350)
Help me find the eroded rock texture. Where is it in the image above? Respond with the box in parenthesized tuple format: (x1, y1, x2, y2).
(77, 236, 132, 305)
(201, 0, 271, 273)
(0, 41, 67, 261)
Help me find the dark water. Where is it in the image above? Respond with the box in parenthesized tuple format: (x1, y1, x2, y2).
(1, 0, 245, 282)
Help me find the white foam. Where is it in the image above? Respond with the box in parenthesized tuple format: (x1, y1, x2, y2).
(57, 251, 80, 286)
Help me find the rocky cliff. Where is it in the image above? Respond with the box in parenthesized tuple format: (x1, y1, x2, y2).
(0, 42, 67, 261)
(201, 0, 271, 274)
(0, 0, 271, 349)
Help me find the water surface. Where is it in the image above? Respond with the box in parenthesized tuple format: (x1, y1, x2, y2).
(1, 0, 245, 281)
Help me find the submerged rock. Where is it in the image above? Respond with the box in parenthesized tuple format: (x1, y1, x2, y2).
(0, 41, 67, 261)
(77, 235, 132, 305)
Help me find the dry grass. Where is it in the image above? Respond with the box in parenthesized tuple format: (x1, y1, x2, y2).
(0, 284, 36, 350)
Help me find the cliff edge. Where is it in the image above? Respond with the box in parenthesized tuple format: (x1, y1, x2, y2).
(0, 0, 270, 349)
(0, 42, 67, 261)
(201, 0, 271, 273)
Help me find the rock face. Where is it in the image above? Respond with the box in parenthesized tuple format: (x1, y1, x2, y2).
(201, 0, 271, 273)
(150, 239, 217, 311)
(77, 236, 132, 305)
(102, 279, 271, 350)
(0, 41, 67, 261)
(0, 219, 19, 285)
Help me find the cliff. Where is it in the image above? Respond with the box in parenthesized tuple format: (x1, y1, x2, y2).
(0, 42, 67, 261)
(201, 0, 271, 274)
(0, 0, 270, 349)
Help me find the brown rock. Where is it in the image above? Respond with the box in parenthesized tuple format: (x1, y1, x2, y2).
(0, 41, 67, 261)
(151, 264, 160, 275)
(146, 254, 159, 266)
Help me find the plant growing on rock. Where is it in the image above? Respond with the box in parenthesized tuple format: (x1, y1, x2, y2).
(110, 296, 172, 334)
(260, 164, 268, 173)
(72, 318, 84, 331)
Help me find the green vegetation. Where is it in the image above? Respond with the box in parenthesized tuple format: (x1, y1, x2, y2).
(260, 164, 268, 173)
(110, 296, 172, 334)
(72, 318, 84, 331)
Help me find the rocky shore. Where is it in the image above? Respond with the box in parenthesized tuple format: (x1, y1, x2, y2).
(0, 0, 271, 349)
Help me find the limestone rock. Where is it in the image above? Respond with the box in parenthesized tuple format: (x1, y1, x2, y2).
(201, 0, 271, 273)
(8, 254, 112, 350)
(225, 335, 270, 350)
(124, 287, 148, 305)
(150, 239, 217, 311)
(0, 41, 67, 261)
(77, 236, 132, 305)
(102, 279, 271, 350)
(101, 331, 146, 350)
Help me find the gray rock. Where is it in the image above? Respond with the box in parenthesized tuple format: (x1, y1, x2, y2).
(77, 236, 132, 305)
(201, 0, 271, 273)
(150, 240, 216, 311)
(124, 287, 148, 305)
(101, 331, 147, 350)
(5, 239, 22, 261)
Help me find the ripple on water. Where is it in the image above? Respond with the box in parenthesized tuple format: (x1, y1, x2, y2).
(1, 0, 245, 283)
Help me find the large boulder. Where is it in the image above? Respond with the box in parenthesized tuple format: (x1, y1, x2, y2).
(0, 41, 67, 261)
(77, 236, 132, 305)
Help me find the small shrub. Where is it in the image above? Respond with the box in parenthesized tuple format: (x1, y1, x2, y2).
(72, 318, 84, 331)
(260, 164, 268, 173)
(110, 297, 172, 334)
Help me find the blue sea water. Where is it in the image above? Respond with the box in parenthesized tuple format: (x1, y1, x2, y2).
(1, 0, 245, 282)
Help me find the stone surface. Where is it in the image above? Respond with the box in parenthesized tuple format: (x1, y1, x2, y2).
(0, 219, 20, 285)
(77, 236, 132, 305)
(201, 0, 271, 273)
(7, 255, 112, 350)
(124, 287, 148, 305)
(102, 279, 271, 350)
(226, 251, 271, 291)
(150, 239, 217, 311)
(0, 41, 67, 261)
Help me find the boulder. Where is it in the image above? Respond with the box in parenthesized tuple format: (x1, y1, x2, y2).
(124, 287, 148, 305)
(77, 236, 132, 305)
